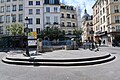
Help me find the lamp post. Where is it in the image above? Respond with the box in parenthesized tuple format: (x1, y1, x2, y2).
(25, 17, 30, 57)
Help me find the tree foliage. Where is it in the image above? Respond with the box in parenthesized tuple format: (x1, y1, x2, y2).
(73, 29, 83, 36)
(6, 23, 24, 36)
(39, 27, 65, 41)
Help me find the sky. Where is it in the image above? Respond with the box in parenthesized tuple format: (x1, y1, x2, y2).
(60, 0, 96, 16)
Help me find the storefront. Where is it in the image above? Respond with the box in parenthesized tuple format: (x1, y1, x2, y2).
(95, 31, 108, 45)
(109, 32, 120, 46)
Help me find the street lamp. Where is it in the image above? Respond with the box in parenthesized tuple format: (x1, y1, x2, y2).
(25, 17, 30, 57)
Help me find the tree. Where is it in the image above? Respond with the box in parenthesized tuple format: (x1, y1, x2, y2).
(38, 27, 65, 41)
(73, 29, 83, 36)
(73, 29, 83, 47)
(6, 23, 24, 36)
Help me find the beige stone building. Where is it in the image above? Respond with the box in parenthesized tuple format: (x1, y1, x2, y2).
(106, 0, 120, 45)
(60, 4, 78, 35)
(81, 9, 93, 42)
(92, 0, 120, 46)
(92, 0, 108, 45)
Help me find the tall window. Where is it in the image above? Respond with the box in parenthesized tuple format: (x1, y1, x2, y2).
(103, 8, 105, 13)
(67, 22, 71, 27)
(19, 14, 23, 22)
(6, 6, 10, 12)
(67, 14, 70, 18)
(106, 0, 108, 4)
(115, 15, 120, 23)
(19, 4, 23, 11)
(107, 17, 110, 24)
(101, 27, 102, 31)
(0, 16, 4, 22)
(107, 7, 109, 15)
(36, 1, 40, 5)
(100, 18, 102, 24)
(61, 13, 64, 18)
(12, 14, 16, 22)
(72, 15, 75, 19)
(29, 9, 33, 14)
(73, 23, 75, 27)
(61, 22, 65, 27)
(103, 16, 105, 22)
(103, 26, 105, 31)
(36, 18, 40, 24)
(0, 26, 3, 34)
(1, 0, 4, 3)
(54, 7, 58, 12)
(116, 26, 120, 31)
(54, 16, 58, 22)
(46, 16, 50, 24)
(29, 18, 33, 24)
(36, 28, 40, 34)
(6, 15, 10, 23)
(100, 10, 102, 15)
(114, 5, 119, 13)
(36, 9, 40, 14)
(49, 0, 54, 4)
(1, 6, 4, 13)
(29, 1, 33, 5)
(12, 5, 16, 11)
(46, 7, 50, 12)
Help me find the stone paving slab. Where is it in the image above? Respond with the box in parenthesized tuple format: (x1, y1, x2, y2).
(6, 50, 110, 60)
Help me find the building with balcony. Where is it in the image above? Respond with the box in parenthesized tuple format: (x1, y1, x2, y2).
(44, 0, 60, 29)
(81, 9, 93, 41)
(60, 4, 78, 35)
(92, 0, 120, 46)
(25, 0, 44, 35)
(106, 0, 120, 45)
(0, 0, 24, 35)
(0, 0, 44, 36)
(92, 0, 108, 45)
(0, 0, 81, 38)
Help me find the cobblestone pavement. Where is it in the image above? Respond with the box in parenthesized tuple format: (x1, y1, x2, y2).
(0, 47, 120, 80)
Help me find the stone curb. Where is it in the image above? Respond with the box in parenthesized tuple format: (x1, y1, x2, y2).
(2, 54, 116, 66)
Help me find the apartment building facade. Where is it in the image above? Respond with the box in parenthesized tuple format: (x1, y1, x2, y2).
(81, 9, 93, 42)
(92, 0, 108, 45)
(0, 0, 60, 36)
(0, 0, 24, 35)
(25, 0, 44, 35)
(92, 0, 120, 45)
(106, 0, 120, 45)
(0, 0, 81, 38)
(44, 0, 60, 29)
(60, 4, 78, 35)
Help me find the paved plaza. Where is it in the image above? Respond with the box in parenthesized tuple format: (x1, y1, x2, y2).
(0, 47, 120, 80)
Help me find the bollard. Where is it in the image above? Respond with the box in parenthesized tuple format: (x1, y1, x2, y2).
(64, 46, 67, 50)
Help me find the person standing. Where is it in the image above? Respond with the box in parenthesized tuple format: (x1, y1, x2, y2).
(98, 39, 101, 46)
(36, 38, 43, 54)
(103, 40, 105, 44)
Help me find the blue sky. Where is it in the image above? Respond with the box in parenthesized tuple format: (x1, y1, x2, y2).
(60, 0, 96, 16)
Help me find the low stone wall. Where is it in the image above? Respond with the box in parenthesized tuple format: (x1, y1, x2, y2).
(43, 46, 53, 52)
